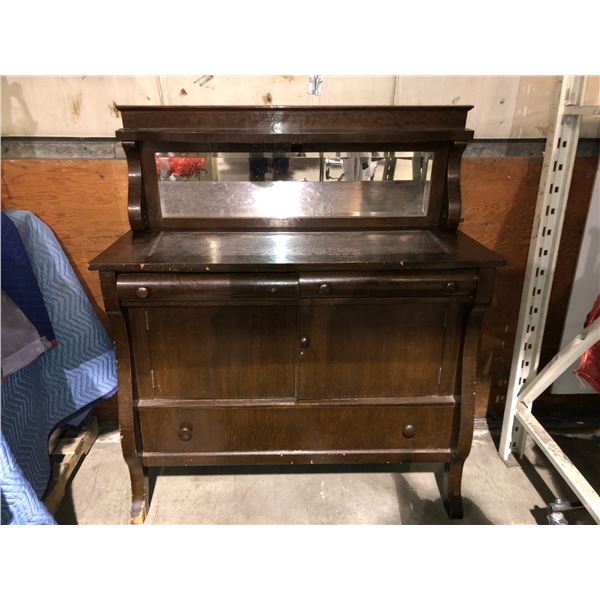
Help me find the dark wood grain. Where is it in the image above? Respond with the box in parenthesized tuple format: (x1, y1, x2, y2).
(298, 271, 477, 297)
(138, 400, 457, 455)
(297, 302, 447, 399)
(441, 141, 467, 230)
(90, 105, 502, 522)
(3, 153, 593, 429)
(117, 105, 473, 135)
(90, 229, 503, 272)
(99, 271, 148, 524)
(113, 106, 473, 231)
(143, 305, 296, 399)
(121, 141, 147, 231)
(117, 272, 299, 303)
(440, 267, 495, 518)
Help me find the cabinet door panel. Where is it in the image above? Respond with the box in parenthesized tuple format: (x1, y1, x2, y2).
(145, 305, 296, 399)
(298, 302, 447, 399)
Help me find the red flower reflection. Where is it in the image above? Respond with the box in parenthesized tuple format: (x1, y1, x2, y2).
(155, 156, 207, 178)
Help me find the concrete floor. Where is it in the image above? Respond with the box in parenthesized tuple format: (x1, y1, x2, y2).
(55, 420, 597, 525)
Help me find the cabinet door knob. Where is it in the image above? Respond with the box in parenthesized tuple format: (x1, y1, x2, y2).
(318, 283, 331, 295)
(178, 422, 193, 442)
(445, 282, 458, 293)
(403, 424, 415, 438)
(299, 336, 311, 349)
(136, 286, 149, 298)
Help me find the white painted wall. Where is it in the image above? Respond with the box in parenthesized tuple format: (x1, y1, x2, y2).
(2, 75, 599, 138)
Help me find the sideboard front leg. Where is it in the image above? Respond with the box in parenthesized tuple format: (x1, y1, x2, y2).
(442, 268, 495, 520)
(100, 271, 148, 524)
(443, 459, 465, 519)
(126, 455, 148, 524)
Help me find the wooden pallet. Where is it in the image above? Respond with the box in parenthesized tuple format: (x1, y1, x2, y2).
(44, 417, 99, 515)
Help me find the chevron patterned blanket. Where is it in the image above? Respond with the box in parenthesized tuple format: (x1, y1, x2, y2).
(1, 211, 117, 525)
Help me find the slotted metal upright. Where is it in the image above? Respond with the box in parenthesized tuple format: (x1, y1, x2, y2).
(498, 75, 600, 523)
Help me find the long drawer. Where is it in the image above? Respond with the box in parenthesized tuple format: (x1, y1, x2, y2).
(299, 270, 477, 297)
(117, 273, 298, 303)
(117, 270, 477, 303)
(138, 401, 456, 455)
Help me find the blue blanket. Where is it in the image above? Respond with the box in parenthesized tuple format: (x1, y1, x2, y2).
(2, 212, 57, 348)
(1, 210, 117, 525)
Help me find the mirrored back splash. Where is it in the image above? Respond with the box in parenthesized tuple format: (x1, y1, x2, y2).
(156, 151, 433, 219)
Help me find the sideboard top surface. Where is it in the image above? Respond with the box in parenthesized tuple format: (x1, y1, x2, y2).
(89, 228, 504, 272)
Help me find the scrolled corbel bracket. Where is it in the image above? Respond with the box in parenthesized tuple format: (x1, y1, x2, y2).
(440, 141, 467, 231)
(122, 141, 148, 231)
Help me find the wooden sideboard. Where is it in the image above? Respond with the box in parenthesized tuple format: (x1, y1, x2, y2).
(90, 105, 504, 523)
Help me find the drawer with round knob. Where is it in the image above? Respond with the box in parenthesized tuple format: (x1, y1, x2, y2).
(137, 400, 457, 456)
(299, 270, 476, 298)
(116, 273, 299, 304)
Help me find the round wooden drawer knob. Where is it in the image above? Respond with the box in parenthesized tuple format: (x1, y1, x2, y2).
(136, 286, 149, 298)
(403, 424, 415, 438)
(178, 422, 193, 442)
(445, 282, 458, 292)
(318, 283, 331, 295)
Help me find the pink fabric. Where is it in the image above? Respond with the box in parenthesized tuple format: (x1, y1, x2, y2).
(574, 294, 600, 394)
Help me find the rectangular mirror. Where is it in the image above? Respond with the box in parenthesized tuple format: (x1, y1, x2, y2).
(156, 151, 434, 220)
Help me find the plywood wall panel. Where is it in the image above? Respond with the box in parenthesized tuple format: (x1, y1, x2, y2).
(4, 75, 598, 139)
(1, 159, 130, 315)
(460, 156, 598, 416)
(1, 155, 597, 419)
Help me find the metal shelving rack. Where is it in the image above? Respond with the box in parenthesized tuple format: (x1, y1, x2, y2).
(498, 75, 600, 524)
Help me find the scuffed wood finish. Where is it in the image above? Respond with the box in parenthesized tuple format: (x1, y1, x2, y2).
(440, 267, 496, 518)
(138, 401, 457, 455)
(90, 105, 504, 522)
(117, 272, 299, 303)
(90, 229, 503, 272)
(121, 141, 147, 231)
(298, 270, 477, 297)
(99, 271, 148, 524)
(143, 449, 455, 467)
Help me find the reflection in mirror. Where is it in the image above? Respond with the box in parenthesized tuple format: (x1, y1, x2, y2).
(155, 152, 433, 183)
(156, 151, 434, 219)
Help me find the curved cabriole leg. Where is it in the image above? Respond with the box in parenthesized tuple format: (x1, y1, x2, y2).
(100, 271, 148, 524)
(441, 268, 495, 520)
(443, 460, 465, 519)
(124, 454, 148, 524)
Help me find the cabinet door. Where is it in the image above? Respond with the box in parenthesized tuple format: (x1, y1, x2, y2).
(139, 305, 296, 399)
(297, 301, 449, 399)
